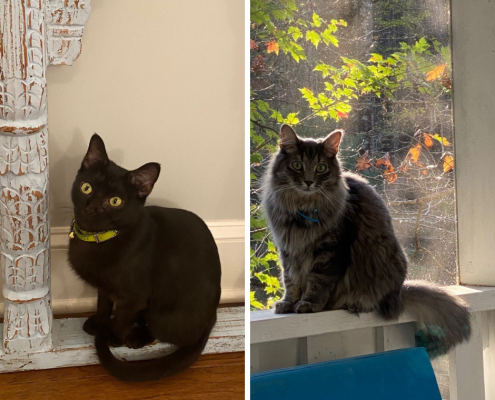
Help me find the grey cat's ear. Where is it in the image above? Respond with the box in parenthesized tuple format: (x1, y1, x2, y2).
(323, 129, 344, 156)
(129, 163, 161, 198)
(280, 124, 299, 151)
(82, 134, 108, 169)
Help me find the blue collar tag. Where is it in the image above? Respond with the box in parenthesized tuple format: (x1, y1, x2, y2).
(297, 209, 320, 224)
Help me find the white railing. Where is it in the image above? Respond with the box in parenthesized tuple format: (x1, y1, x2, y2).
(251, 286, 495, 400)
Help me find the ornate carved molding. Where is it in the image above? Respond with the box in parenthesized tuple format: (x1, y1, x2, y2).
(47, 0, 91, 66)
(0, 0, 90, 354)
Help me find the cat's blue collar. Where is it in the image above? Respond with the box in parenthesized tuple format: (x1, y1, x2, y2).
(297, 209, 320, 224)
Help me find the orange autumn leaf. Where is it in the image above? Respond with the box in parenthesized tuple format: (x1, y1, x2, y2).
(375, 153, 397, 183)
(375, 152, 392, 168)
(408, 143, 422, 164)
(250, 39, 258, 50)
(266, 40, 279, 55)
(443, 155, 454, 172)
(355, 150, 372, 172)
(424, 133, 433, 149)
(442, 76, 452, 90)
(384, 164, 398, 183)
(338, 111, 348, 118)
(251, 55, 265, 74)
(400, 143, 423, 172)
(441, 68, 452, 89)
(426, 64, 447, 82)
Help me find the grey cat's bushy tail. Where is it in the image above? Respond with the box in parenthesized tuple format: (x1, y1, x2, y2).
(389, 280, 471, 358)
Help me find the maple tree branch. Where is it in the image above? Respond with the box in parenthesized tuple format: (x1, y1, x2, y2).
(251, 137, 277, 155)
(250, 120, 280, 154)
(250, 119, 279, 134)
(411, 202, 451, 274)
(251, 84, 275, 92)
(414, 204, 423, 250)
(388, 188, 454, 206)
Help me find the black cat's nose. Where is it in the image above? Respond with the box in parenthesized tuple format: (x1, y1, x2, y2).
(86, 205, 103, 216)
(304, 181, 313, 187)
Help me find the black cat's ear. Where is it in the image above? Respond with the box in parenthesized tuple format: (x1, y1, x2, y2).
(82, 134, 109, 169)
(280, 124, 299, 151)
(323, 129, 344, 156)
(129, 163, 161, 198)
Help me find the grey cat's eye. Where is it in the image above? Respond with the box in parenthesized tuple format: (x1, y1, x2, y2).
(291, 161, 303, 171)
(316, 164, 327, 173)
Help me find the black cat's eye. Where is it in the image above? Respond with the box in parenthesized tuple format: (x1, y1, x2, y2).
(316, 164, 327, 173)
(110, 197, 122, 207)
(291, 161, 303, 171)
(80, 182, 92, 195)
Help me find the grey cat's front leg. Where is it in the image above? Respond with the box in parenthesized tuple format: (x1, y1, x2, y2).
(274, 271, 301, 314)
(294, 272, 333, 313)
(295, 248, 342, 313)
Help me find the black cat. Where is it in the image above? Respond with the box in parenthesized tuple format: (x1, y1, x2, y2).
(68, 134, 221, 381)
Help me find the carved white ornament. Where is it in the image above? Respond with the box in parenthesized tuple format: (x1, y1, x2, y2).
(0, 0, 90, 354)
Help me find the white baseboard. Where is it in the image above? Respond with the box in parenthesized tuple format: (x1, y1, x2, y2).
(50, 219, 245, 249)
(1, 220, 245, 315)
(47, 288, 244, 316)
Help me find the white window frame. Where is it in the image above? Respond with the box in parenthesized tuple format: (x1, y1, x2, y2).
(251, 2, 495, 399)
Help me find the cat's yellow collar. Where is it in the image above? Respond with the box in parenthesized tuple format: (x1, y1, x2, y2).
(69, 218, 119, 243)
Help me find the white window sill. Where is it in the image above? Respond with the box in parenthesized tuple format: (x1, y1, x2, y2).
(251, 285, 495, 344)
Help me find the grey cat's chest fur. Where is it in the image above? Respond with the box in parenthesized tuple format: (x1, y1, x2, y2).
(263, 180, 346, 291)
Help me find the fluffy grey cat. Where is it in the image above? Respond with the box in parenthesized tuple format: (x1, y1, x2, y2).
(262, 124, 471, 357)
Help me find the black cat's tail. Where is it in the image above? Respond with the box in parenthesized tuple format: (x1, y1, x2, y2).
(396, 280, 471, 358)
(94, 331, 209, 382)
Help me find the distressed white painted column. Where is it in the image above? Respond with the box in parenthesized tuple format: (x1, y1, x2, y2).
(0, 0, 90, 354)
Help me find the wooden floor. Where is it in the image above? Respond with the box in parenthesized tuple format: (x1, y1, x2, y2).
(0, 352, 245, 400)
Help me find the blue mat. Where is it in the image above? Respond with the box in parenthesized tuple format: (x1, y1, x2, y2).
(251, 348, 442, 400)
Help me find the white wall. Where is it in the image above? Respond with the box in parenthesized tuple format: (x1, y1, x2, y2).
(47, 0, 244, 226)
(1, 0, 245, 310)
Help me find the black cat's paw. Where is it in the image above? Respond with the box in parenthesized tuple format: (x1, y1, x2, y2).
(83, 315, 102, 336)
(274, 301, 295, 314)
(125, 326, 155, 349)
(104, 320, 125, 347)
(295, 301, 322, 314)
(108, 330, 125, 347)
